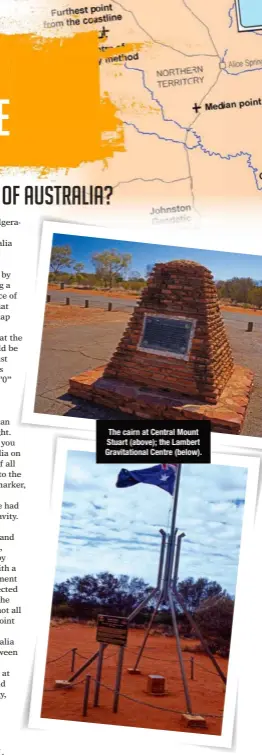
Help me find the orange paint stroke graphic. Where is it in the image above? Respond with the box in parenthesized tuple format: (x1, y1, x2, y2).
(0, 31, 129, 171)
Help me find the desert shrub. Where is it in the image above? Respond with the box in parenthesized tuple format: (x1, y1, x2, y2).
(52, 602, 74, 618)
(194, 595, 234, 655)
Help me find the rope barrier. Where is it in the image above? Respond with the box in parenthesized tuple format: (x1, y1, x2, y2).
(127, 648, 227, 679)
(43, 660, 224, 720)
(45, 647, 226, 680)
(43, 672, 223, 718)
(127, 648, 184, 664)
(84, 673, 223, 719)
(194, 660, 226, 677)
(76, 649, 118, 663)
(46, 650, 72, 665)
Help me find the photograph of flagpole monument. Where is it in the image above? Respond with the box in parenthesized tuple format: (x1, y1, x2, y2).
(40, 449, 249, 737)
(30, 226, 262, 439)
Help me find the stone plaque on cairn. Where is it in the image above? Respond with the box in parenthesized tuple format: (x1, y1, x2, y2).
(69, 260, 254, 434)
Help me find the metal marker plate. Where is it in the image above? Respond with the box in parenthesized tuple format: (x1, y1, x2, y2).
(138, 314, 196, 360)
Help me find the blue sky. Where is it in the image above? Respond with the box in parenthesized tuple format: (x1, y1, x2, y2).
(52, 232, 262, 282)
(55, 452, 248, 596)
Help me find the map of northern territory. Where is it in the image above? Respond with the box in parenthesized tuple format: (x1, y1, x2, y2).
(3, 0, 262, 227)
(90, 0, 262, 225)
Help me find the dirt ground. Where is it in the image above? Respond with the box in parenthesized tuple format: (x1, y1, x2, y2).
(41, 624, 227, 735)
(44, 304, 129, 328)
(43, 302, 261, 329)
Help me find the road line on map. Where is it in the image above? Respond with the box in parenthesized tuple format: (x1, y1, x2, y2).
(181, 0, 220, 58)
(114, 0, 218, 57)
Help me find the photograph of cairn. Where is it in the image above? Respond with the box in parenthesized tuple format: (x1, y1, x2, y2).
(41, 452, 247, 734)
(35, 235, 262, 435)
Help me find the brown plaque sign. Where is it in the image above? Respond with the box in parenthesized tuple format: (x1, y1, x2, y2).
(96, 614, 128, 646)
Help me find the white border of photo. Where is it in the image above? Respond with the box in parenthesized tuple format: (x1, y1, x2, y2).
(28, 437, 260, 750)
(22, 219, 262, 449)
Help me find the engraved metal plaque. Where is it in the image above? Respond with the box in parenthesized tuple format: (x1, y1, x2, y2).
(138, 314, 196, 360)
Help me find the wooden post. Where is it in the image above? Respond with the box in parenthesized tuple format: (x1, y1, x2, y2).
(71, 647, 77, 673)
(108, 302, 112, 312)
(246, 321, 253, 332)
(66, 297, 70, 306)
(46, 294, 51, 303)
(85, 299, 89, 308)
(190, 656, 194, 680)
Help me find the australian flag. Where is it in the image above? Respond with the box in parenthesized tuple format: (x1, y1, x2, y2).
(116, 464, 178, 496)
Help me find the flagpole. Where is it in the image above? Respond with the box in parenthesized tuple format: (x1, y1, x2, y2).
(169, 464, 182, 548)
(163, 465, 182, 600)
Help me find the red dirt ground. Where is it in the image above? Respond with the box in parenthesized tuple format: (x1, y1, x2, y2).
(44, 304, 129, 328)
(41, 624, 227, 735)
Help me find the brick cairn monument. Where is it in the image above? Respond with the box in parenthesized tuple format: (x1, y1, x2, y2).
(69, 260, 254, 434)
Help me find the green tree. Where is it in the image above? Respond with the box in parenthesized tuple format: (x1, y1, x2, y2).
(247, 285, 262, 309)
(73, 262, 85, 285)
(52, 580, 71, 605)
(216, 277, 255, 304)
(177, 577, 227, 612)
(92, 249, 132, 289)
(146, 264, 154, 278)
(50, 245, 74, 277)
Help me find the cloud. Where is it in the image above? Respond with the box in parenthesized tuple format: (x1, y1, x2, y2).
(55, 451, 248, 595)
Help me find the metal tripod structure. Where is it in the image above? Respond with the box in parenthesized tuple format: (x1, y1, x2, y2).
(69, 466, 226, 713)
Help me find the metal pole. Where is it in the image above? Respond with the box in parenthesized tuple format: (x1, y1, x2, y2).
(128, 587, 158, 623)
(82, 674, 91, 717)
(157, 529, 167, 588)
(162, 534, 171, 602)
(69, 648, 102, 682)
(113, 645, 125, 713)
(172, 533, 185, 588)
(168, 588, 193, 714)
(132, 592, 163, 672)
(71, 647, 77, 673)
(93, 643, 106, 707)
(163, 466, 182, 599)
(168, 527, 178, 588)
(173, 588, 227, 685)
(169, 465, 182, 546)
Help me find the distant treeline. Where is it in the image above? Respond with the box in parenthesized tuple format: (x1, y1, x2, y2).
(52, 573, 234, 655)
(49, 270, 146, 292)
(216, 277, 262, 308)
(49, 245, 262, 305)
